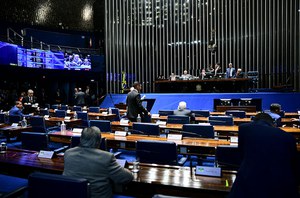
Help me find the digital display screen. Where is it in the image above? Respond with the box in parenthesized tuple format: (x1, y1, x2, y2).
(0, 41, 92, 71)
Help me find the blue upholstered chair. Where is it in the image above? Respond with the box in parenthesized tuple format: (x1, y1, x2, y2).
(40, 109, 49, 116)
(136, 140, 178, 165)
(30, 116, 48, 133)
(71, 136, 107, 151)
(167, 115, 190, 124)
(0, 174, 28, 198)
(21, 132, 48, 151)
(158, 110, 174, 116)
(89, 107, 100, 113)
(73, 106, 82, 112)
(132, 123, 160, 136)
(89, 120, 111, 132)
(28, 172, 90, 198)
(60, 105, 68, 111)
(8, 115, 22, 123)
(77, 112, 89, 127)
(110, 108, 121, 121)
(225, 110, 246, 118)
(215, 145, 242, 170)
(182, 124, 214, 138)
(208, 116, 234, 126)
(191, 110, 210, 117)
(51, 104, 60, 110)
(55, 110, 66, 118)
(0, 113, 5, 123)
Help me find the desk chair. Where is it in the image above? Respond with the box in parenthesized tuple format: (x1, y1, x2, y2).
(73, 106, 82, 112)
(158, 110, 174, 116)
(208, 116, 234, 126)
(0, 113, 5, 123)
(8, 115, 22, 123)
(182, 124, 214, 138)
(191, 110, 210, 117)
(40, 109, 49, 116)
(0, 174, 28, 198)
(136, 140, 179, 165)
(167, 115, 190, 124)
(110, 108, 121, 121)
(89, 120, 111, 133)
(28, 172, 90, 198)
(55, 110, 66, 118)
(77, 112, 89, 127)
(215, 145, 241, 171)
(30, 116, 48, 133)
(225, 110, 246, 118)
(89, 107, 100, 113)
(21, 132, 48, 151)
(132, 123, 160, 136)
(51, 104, 60, 110)
(60, 105, 68, 111)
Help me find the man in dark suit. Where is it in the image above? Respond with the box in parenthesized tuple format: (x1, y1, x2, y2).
(22, 89, 37, 104)
(226, 63, 236, 78)
(126, 81, 150, 122)
(228, 113, 299, 198)
(76, 88, 85, 106)
(63, 126, 133, 198)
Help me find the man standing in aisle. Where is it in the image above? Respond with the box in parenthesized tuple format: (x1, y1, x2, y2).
(126, 81, 150, 122)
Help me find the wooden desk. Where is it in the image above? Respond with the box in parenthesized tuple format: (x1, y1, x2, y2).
(45, 117, 82, 128)
(216, 106, 257, 112)
(210, 112, 299, 118)
(0, 124, 32, 142)
(0, 148, 235, 198)
(49, 131, 231, 156)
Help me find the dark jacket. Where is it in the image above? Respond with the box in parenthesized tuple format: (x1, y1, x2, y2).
(126, 89, 148, 120)
(228, 121, 299, 198)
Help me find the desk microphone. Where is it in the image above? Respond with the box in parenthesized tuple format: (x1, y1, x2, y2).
(168, 129, 203, 138)
(208, 119, 228, 123)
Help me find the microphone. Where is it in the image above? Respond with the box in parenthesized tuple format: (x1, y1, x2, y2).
(208, 119, 228, 123)
(168, 129, 203, 138)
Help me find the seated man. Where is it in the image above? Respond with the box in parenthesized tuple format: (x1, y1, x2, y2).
(63, 126, 134, 198)
(9, 101, 25, 117)
(235, 68, 244, 78)
(180, 70, 192, 80)
(173, 101, 191, 116)
(266, 103, 282, 126)
(228, 113, 299, 198)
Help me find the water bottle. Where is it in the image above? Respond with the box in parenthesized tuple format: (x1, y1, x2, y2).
(108, 108, 112, 115)
(21, 117, 27, 128)
(61, 121, 66, 134)
(74, 111, 78, 119)
(137, 114, 141, 123)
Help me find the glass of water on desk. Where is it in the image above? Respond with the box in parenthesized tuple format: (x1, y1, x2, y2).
(131, 161, 139, 173)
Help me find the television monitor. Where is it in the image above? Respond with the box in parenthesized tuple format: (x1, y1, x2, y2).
(64, 53, 91, 71)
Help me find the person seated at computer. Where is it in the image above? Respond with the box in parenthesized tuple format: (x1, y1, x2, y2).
(225, 63, 236, 78)
(9, 101, 25, 117)
(63, 126, 134, 198)
(173, 101, 191, 116)
(235, 68, 244, 78)
(265, 103, 282, 127)
(180, 70, 192, 80)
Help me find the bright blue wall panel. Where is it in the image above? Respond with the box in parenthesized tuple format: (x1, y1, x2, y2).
(100, 93, 300, 113)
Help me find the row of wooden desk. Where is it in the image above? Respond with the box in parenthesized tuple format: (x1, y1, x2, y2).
(0, 148, 235, 198)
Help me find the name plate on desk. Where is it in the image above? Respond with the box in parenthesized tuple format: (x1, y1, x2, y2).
(167, 134, 182, 140)
(195, 166, 222, 177)
(38, 150, 54, 159)
(64, 116, 71, 120)
(230, 136, 238, 143)
(151, 114, 160, 118)
(120, 119, 129, 125)
(72, 128, 83, 134)
(115, 131, 127, 136)
(44, 115, 49, 119)
(156, 121, 166, 126)
(11, 123, 19, 127)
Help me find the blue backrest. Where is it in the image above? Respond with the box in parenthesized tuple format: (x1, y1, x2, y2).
(216, 145, 242, 170)
(73, 106, 82, 112)
(28, 172, 89, 198)
(8, 115, 22, 123)
(158, 110, 174, 116)
(60, 105, 68, 111)
(182, 124, 214, 138)
(89, 107, 100, 113)
(208, 116, 234, 126)
(225, 110, 246, 118)
(132, 123, 160, 136)
(89, 120, 111, 132)
(191, 110, 210, 117)
(21, 132, 48, 151)
(110, 108, 121, 121)
(51, 104, 60, 110)
(55, 110, 66, 118)
(0, 174, 28, 198)
(136, 140, 178, 165)
(40, 109, 49, 116)
(71, 136, 107, 151)
(30, 116, 47, 133)
(167, 115, 190, 124)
